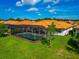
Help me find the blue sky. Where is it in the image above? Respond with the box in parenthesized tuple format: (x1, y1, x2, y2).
(0, 0, 79, 20)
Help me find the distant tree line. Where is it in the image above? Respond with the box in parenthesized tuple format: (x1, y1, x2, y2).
(0, 18, 79, 21)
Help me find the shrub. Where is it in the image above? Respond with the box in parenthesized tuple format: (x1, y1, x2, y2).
(0, 24, 8, 37)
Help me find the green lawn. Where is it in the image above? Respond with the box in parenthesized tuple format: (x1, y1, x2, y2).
(0, 35, 79, 59)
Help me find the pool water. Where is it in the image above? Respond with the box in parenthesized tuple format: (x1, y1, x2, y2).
(17, 33, 43, 41)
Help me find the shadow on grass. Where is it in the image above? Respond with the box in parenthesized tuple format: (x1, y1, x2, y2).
(66, 38, 79, 54)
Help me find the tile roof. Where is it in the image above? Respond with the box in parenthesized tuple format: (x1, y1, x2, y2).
(4, 20, 73, 29)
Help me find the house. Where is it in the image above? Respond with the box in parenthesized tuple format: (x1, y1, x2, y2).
(4, 20, 46, 35)
(4, 20, 73, 36)
(55, 27, 73, 36)
(74, 24, 79, 34)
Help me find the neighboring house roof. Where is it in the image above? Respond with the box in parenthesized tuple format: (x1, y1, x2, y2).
(4, 20, 73, 29)
(74, 24, 79, 29)
(65, 20, 75, 24)
(72, 22, 79, 29)
(75, 26, 79, 28)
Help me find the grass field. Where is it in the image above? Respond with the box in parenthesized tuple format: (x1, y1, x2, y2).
(0, 35, 79, 59)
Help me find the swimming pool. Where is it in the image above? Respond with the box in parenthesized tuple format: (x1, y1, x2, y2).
(16, 33, 43, 41)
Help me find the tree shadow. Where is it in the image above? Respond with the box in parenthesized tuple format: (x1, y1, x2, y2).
(66, 38, 79, 54)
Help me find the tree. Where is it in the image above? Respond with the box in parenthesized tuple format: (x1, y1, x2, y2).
(0, 24, 8, 37)
(8, 18, 15, 21)
(67, 28, 79, 53)
(42, 22, 57, 47)
(15, 18, 22, 21)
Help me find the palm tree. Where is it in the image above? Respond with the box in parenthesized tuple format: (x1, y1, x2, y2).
(42, 22, 57, 47)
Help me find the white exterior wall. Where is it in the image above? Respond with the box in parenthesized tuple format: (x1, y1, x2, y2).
(55, 28, 73, 36)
